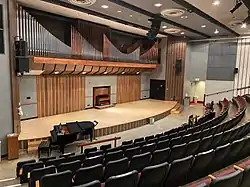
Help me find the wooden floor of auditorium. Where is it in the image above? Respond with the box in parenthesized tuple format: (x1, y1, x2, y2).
(19, 99, 177, 141)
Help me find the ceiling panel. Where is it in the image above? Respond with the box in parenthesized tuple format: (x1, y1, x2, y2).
(185, 0, 250, 35)
(59, 0, 208, 38)
(123, 0, 235, 36)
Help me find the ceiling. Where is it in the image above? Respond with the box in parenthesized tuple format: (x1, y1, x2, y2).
(17, 0, 250, 39)
(185, 0, 250, 35)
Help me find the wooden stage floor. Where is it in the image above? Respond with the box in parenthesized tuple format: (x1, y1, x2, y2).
(19, 99, 177, 141)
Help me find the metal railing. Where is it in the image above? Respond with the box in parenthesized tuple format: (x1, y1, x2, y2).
(204, 85, 250, 104)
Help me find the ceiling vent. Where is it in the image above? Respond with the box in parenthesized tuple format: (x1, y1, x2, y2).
(228, 20, 243, 27)
(161, 9, 185, 18)
(164, 28, 181, 34)
(68, 0, 96, 6)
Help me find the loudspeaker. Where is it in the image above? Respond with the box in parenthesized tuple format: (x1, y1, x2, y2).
(176, 59, 182, 74)
(16, 56, 30, 73)
(15, 39, 28, 56)
(147, 17, 161, 40)
(234, 68, 239, 74)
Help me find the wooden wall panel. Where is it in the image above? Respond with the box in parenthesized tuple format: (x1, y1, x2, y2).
(165, 38, 187, 102)
(8, 0, 20, 133)
(37, 76, 85, 117)
(117, 75, 141, 104)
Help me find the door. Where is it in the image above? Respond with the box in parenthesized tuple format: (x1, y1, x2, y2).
(150, 79, 166, 100)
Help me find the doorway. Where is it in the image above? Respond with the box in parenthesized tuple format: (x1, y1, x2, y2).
(150, 79, 166, 100)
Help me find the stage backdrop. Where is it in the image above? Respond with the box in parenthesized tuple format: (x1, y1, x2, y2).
(19, 74, 149, 119)
(117, 75, 141, 104)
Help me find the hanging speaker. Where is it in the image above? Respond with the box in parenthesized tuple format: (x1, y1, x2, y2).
(15, 39, 28, 56)
(16, 56, 30, 73)
(147, 17, 162, 40)
(234, 68, 239, 74)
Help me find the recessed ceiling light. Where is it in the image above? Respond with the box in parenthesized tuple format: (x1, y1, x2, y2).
(181, 15, 188, 19)
(82, 72, 87, 75)
(54, 71, 59, 74)
(241, 23, 247, 28)
(104, 72, 108, 74)
(136, 71, 140, 74)
(180, 32, 185, 35)
(214, 29, 219, 34)
(201, 25, 206, 28)
(212, 1, 220, 6)
(101, 5, 109, 9)
(122, 72, 125, 74)
(117, 10, 122, 13)
(162, 25, 167, 29)
(154, 3, 162, 7)
(130, 14, 133, 17)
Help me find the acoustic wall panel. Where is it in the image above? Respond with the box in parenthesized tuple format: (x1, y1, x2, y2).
(117, 75, 141, 104)
(234, 38, 250, 95)
(36, 75, 85, 117)
(165, 38, 187, 102)
(207, 42, 237, 81)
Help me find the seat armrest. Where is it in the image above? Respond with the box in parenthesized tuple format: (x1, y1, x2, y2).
(208, 174, 216, 180)
(234, 165, 244, 171)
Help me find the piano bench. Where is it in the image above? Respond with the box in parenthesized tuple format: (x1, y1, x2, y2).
(38, 141, 51, 158)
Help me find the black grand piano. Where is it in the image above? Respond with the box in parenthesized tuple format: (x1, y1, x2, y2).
(49, 121, 97, 153)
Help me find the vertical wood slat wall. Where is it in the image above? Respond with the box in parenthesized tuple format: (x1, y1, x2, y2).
(117, 75, 141, 104)
(36, 76, 85, 117)
(234, 38, 250, 96)
(165, 38, 187, 102)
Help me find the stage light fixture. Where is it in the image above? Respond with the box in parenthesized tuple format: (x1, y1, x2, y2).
(230, 0, 243, 14)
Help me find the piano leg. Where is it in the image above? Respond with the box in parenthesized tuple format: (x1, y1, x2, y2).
(90, 129, 93, 142)
(60, 145, 65, 154)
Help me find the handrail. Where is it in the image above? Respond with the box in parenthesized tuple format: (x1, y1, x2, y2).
(205, 85, 250, 97)
(78, 136, 121, 153)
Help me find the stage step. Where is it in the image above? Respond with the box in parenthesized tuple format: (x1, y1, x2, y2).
(95, 104, 115, 109)
(171, 103, 184, 114)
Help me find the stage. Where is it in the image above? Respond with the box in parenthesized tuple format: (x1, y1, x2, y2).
(19, 99, 177, 152)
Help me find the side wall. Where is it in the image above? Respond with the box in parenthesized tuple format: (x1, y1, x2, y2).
(0, 0, 14, 155)
(234, 38, 250, 96)
(184, 42, 209, 102)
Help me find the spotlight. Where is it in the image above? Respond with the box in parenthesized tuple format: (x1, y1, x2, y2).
(230, 0, 243, 14)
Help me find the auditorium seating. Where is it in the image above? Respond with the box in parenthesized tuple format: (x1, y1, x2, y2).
(15, 96, 249, 187)
(82, 155, 104, 167)
(40, 170, 72, 187)
(73, 164, 103, 186)
(105, 171, 138, 187)
(29, 166, 56, 187)
(75, 181, 101, 187)
(209, 170, 243, 187)
(57, 160, 81, 175)
(138, 162, 169, 187)
(129, 152, 151, 172)
(103, 158, 129, 180)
